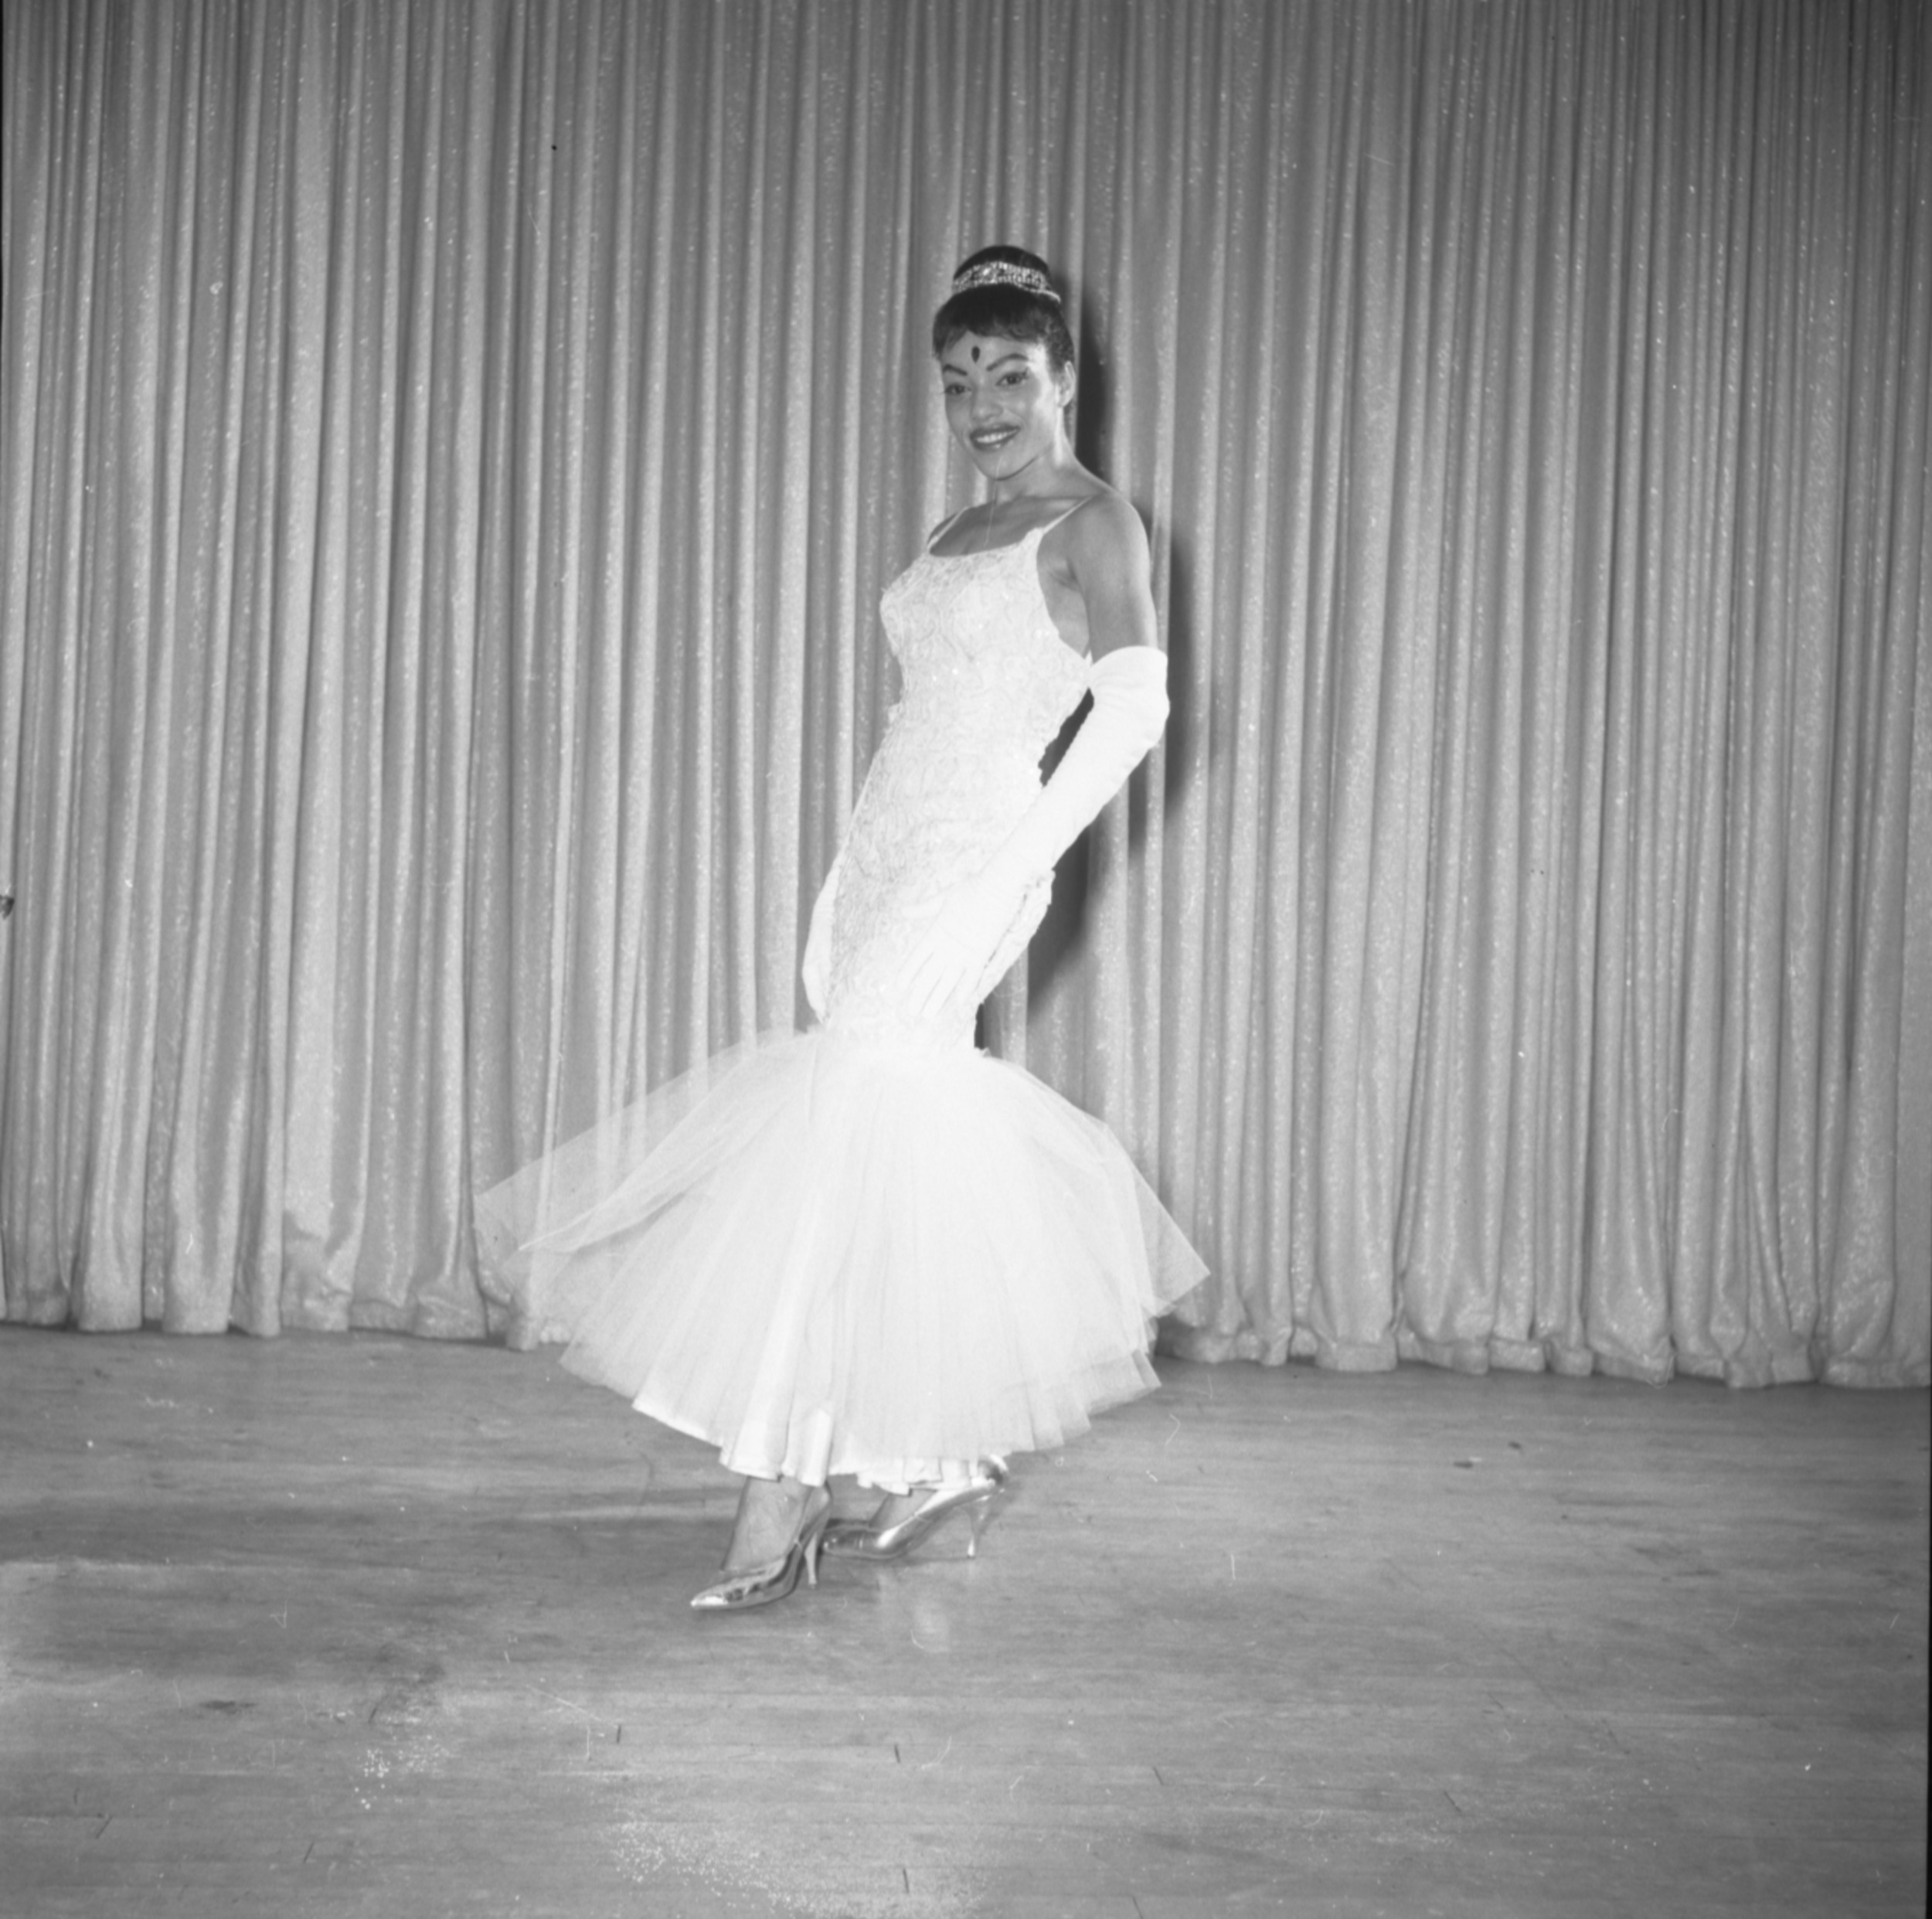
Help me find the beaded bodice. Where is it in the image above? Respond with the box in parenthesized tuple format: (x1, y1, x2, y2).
(825, 522, 1090, 1043)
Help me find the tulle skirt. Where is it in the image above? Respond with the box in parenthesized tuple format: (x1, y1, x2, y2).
(474, 1028, 1206, 1490)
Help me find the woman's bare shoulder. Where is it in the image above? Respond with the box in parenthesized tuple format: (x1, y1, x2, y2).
(1056, 485, 1151, 573)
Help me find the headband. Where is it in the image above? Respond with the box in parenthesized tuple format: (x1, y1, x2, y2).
(951, 260, 1062, 303)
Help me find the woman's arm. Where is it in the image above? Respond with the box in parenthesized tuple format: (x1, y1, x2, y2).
(1049, 490, 1160, 658)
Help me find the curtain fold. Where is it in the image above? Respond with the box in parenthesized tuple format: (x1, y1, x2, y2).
(2, 0, 1927, 1387)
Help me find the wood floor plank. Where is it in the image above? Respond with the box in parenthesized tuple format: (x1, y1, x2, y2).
(1, 1325, 1923, 1918)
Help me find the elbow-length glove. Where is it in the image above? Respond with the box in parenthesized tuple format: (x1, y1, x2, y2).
(895, 645, 1170, 1022)
(800, 852, 844, 1019)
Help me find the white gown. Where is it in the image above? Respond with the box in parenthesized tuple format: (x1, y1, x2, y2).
(476, 514, 1206, 1489)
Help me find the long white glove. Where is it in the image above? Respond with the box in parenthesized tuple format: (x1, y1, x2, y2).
(800, 852, 843, 1019)
(896, 645, 1170, 1021)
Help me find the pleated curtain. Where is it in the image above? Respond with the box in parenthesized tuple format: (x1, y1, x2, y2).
(2, 0, 1927, 1388)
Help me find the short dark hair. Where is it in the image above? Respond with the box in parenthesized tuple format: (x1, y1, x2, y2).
(931, 244, 1076, 376)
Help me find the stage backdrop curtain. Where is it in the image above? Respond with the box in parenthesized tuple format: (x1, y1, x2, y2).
(2, 0, 1927, 1388)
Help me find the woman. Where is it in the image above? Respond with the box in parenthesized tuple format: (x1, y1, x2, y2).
(480, 246, 1204, 1610)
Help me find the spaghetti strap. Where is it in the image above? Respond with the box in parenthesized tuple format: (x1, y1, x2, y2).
(926, 508, 974, 553)
(1032, 497, 1093, 540)
(927, 493, 1097, 558)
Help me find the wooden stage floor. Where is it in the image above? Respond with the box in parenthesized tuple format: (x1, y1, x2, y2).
(1, 1325, 1924, 1917)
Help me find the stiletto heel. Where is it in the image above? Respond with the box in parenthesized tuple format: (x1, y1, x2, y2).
(964, 1489, 998, 1559)
(821, 1460, 1009, 1563)
(690, 1486, 832, 1612)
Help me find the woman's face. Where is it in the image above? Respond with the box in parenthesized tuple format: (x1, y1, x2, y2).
(938, 332, 1074, 485)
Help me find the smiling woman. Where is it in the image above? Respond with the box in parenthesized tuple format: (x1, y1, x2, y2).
(928, 246, 1087, 559)
(476, 246, 1206, 1611)
(941, 333, 1070, 487)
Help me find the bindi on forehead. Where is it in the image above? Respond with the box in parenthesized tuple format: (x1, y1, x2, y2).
(939, 341, 1031, 380)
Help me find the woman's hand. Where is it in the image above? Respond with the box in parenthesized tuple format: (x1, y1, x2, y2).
(800, 856, 843, 1018)
(893, 864, 1038, 1022)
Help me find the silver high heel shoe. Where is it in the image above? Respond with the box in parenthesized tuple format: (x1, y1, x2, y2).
(820, 1461, 1009, 1563)
(690, 1485, 832, 1611)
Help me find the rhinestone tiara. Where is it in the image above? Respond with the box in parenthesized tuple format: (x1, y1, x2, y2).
(950, 260, 1062, 302)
